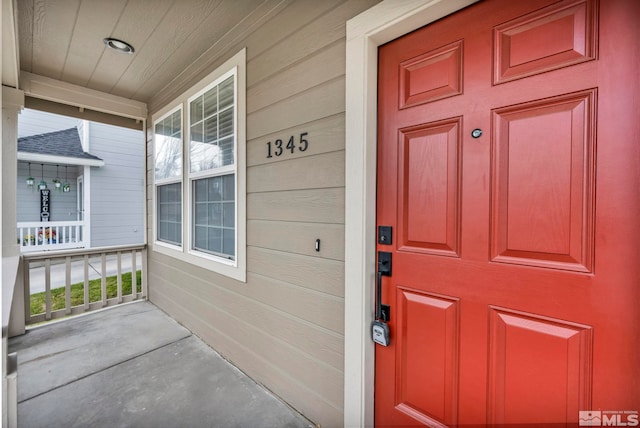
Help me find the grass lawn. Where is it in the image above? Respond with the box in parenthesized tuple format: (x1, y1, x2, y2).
(30, 270, 142, 315)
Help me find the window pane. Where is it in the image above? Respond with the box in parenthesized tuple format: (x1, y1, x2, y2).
(191, 122, 203, 144)
(192, 174, 235, 259)
(218, 76, 234, 110)
(203, 87, 218, 118)
(208, 202, 222, 226)
(222, 229, 235, 256)
(218, 107, 233, 138)
(223, 202, 234, 228)
(154, 110, 182, 180)
(157, 183, 181, 245)
(204, 116, 218, 144)
(208, 176, 222, 201)
(190, 95, 203, 124)
(194, 226, 207, 249)
(219, 136, 234, 167)
(194, 201, 207, 224)
(223, 175, 234, 199)
(208, 228, 222, 253)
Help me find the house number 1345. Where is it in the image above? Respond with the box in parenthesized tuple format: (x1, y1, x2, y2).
(266, 132, 308, 158)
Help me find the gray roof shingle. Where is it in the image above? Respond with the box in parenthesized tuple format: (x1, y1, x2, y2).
(18, 128, 103, 161)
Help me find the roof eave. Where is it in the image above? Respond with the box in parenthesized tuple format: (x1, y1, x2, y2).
(17, 152, 105, 167)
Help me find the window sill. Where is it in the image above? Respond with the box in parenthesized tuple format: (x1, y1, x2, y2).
(152, 240, 246, 282)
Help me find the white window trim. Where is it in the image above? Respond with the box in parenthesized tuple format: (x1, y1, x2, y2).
(344, 1, 478, 427)
(151, 48, 246, 282)
(153, 105, 184, 251)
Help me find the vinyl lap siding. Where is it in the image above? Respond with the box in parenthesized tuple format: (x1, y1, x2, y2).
(16, 163, 80, 222)
(89, 122, 145, 247)
(17, 108, 79, 138)
(147, 1, 379, 426)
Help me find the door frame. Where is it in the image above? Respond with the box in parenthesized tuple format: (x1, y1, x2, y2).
(344, 1, 479, 426)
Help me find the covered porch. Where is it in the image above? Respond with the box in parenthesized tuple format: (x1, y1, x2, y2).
(8, 301, 312, 428)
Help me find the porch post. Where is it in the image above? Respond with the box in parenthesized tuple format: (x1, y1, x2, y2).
(3, 87, 26, 338)
(2, 86, 24, 257)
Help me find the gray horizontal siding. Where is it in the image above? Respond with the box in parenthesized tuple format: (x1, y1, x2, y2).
(146, 1, 380, 426)
(18, 108, 80, 138)
(16, 163, 81, 223)
(89, 121, 145, 248)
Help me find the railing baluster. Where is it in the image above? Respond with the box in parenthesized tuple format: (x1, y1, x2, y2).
(131, 250, 137, 297)
(101, 253, 107, 307)
(23, 258, 31, 324)
(83, 254, 90, 311)
(117, 251, 122, 303)
(65, 256, 72, 315)
(141, 248, 148, 298)
(45, 258, 51, 320)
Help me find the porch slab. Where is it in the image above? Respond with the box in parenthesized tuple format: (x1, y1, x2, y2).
(9, 301, 313, 428)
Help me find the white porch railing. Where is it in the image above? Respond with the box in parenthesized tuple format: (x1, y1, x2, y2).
(17, 221, 85, 252)
(22, 244, 147, 325)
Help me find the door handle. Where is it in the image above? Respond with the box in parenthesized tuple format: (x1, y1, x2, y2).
(376, 252, 391, 323)
(372, 251, 392, 346)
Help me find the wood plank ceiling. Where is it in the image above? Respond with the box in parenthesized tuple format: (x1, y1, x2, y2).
(17, 0, 283, 109)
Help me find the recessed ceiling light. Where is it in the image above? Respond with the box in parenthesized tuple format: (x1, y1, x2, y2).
(103, 37, 135, 54)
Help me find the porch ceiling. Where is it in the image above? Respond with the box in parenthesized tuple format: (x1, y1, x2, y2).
(16, 0, 280, 110)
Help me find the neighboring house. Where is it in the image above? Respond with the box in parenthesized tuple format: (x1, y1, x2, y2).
(16, 109, 145, 251)
(2, 1, 639, 427)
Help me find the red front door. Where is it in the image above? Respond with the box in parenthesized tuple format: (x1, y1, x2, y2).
(375, 0, 640, 425)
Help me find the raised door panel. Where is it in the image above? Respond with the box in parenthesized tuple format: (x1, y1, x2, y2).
(494, 0, 598, 84)
(398, 118, 462, 257)
(491, 90, 596, 272)
(487, 307, 593, 425)
(394, 288, 459, 426)
(399, 40, 463, 108)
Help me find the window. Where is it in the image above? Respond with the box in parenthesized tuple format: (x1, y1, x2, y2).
(154, 108, 182, 246)
(189, 73, 236, 260)
(152, 49, 246, 282)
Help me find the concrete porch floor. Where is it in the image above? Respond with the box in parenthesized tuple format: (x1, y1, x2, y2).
(8, 301, 314, 428)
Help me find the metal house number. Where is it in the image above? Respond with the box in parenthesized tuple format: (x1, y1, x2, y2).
(266, 132, 309, 158)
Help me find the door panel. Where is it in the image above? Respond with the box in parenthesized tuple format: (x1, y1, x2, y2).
(491, 89, 596, 272)
(398, 118, 462, 256)
(487, 307, 593, 424)
(375, 0, 639, 426)
(395, 289, 459, 426)
(493, 0, 598, 84)
(399, 40, 464, 108)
